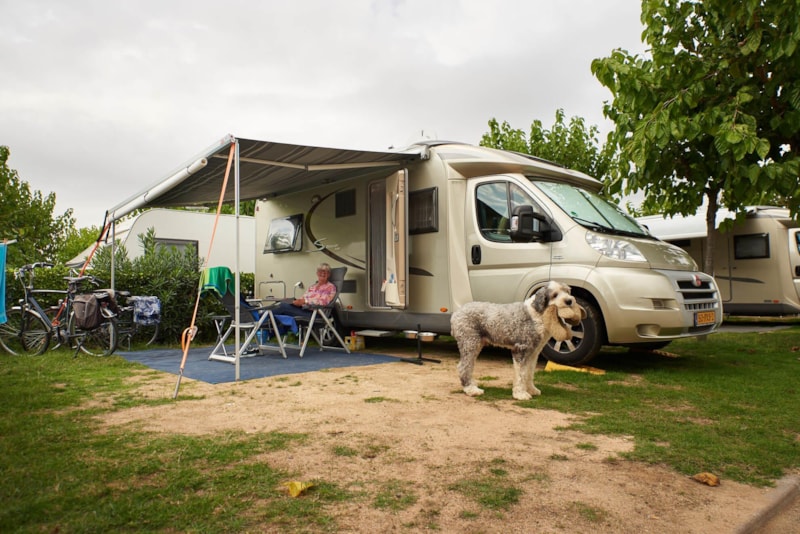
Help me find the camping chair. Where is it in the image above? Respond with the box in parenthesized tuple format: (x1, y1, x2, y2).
(207, 291, 297, 362)
(201, 266, 295, 362)
(295, 266, 351, 357)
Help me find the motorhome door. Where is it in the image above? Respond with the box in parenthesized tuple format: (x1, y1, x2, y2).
(466, 177, 554, 302)
(367, 170, 408, 308)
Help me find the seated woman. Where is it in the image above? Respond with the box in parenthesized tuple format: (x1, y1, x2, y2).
(271, 262, 336, 319)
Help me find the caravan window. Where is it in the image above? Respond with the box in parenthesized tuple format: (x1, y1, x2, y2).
(154, 239, 198, 262)
(734, 233, 770, 259)
(263, 214, 303, 254)
(476, 182, 543, 242)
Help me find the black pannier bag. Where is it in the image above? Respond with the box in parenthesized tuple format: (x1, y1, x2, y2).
(73, 294, 102, 329)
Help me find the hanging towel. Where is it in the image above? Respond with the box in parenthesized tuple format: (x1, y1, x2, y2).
(0, 244, 7, 324)
(200, 266, 234, 297)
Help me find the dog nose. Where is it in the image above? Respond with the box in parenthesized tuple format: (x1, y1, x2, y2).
(565, 298, 573, 306)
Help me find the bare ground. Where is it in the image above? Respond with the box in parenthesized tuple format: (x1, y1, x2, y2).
(100, 341, 792, 533)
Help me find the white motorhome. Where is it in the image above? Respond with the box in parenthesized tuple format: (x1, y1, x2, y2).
(254, 141, 722, 365)
(638, 207, 800, 316)
(69, 208, 256, 272)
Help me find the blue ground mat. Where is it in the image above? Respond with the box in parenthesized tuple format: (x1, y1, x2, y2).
(119, 344, 403, 384)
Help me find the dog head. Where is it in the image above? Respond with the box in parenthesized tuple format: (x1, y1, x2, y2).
(530, 281, 587, 341)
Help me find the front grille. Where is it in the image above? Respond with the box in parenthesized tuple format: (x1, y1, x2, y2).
(659, 270, 721, 314)
(685, 301, 716, 312)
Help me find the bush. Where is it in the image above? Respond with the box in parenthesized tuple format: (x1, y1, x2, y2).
(87, 228, 250, 345)
(4, 228, 253, 346)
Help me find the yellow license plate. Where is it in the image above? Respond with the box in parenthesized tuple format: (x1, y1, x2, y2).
(695, 311, 716, 326)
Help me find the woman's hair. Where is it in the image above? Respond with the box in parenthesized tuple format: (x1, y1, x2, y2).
(317, 262, 331, 273)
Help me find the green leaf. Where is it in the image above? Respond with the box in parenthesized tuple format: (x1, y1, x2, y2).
(739, 30, 762, 55)
(725, 130, 742, 144)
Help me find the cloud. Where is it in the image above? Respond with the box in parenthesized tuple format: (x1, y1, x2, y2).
(0, 0, 645, 227)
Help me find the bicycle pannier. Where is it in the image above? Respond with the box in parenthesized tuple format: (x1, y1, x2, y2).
(132, 296, 161, 326)
(73, 294, 102, 329)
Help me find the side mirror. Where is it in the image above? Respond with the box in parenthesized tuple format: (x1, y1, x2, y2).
(509, 205, 547, 242)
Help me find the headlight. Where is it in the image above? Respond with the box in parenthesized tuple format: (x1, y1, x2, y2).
(585, 232, 647, 262)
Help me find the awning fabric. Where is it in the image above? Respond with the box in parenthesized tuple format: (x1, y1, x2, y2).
(108, 135, 425, 221)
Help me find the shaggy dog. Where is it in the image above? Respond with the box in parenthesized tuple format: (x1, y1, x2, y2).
(451, 281, 586, 400)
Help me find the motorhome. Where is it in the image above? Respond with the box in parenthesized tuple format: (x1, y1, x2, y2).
(638, 207, 800, 316)
(254, 141, 722, 365)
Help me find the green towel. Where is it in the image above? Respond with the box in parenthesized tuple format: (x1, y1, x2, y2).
(201, 266, 234, 297)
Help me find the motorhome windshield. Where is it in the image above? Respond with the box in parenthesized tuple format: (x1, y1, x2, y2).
(534, 180, 650, 238)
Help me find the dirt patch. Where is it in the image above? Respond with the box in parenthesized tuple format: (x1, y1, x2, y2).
(102, 343, 778, 533)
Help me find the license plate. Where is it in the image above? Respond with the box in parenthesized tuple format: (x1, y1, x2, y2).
(695, 310, 716, 326)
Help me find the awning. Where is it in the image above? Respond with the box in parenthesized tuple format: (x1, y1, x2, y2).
(107, 135, 426, 222)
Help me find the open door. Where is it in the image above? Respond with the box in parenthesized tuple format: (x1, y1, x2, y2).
(383, 170, 407, 308)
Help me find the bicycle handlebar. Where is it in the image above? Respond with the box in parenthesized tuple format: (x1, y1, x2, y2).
(18, 262, 53, 273)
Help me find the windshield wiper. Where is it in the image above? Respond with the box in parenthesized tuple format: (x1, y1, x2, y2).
(572, 217, 652, 239)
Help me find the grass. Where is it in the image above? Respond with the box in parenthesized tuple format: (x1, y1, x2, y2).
(0, 350, 344, 533)
(1, 325, 799, 531)
(475, 326, 800, 486)
(448, 459, 523, 511)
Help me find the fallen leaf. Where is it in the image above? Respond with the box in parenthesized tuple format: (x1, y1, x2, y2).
(691, 472, 720, 486)
(282, 481, 314, 497)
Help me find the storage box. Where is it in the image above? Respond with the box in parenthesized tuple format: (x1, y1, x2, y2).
(345, 335, 365, 351)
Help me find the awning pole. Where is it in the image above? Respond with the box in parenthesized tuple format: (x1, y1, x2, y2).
(234, 139, 241, 381)
(173, 141, 236, 399)
(110, 220, 116, 289)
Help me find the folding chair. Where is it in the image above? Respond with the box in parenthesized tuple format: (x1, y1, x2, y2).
(295, 266, 351, 357)
(201, 266, 293, 362)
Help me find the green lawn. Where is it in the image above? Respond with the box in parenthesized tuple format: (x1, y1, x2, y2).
(0, 325, 798, 532)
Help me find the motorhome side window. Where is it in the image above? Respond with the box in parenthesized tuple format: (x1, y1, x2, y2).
(409, 187, 438, 234)
(734, 233, 770, 259)
(476, 182, 541, 242)
(263, 214, 303, 254)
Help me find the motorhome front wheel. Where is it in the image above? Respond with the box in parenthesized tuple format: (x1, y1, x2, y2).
(542, 297, 603, 367)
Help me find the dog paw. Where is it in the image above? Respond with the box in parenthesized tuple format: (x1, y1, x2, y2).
(464, 385, 484, 397)
(527, 386, 542, 397)
(512, 389, 532, 401)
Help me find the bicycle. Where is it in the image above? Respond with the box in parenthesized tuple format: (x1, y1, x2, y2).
(0, 263, 118, 356)
(115, 294, 161, 350)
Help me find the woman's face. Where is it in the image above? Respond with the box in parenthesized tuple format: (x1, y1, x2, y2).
(316, 268, 330, 283)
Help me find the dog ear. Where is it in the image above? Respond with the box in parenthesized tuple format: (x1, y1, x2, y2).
(533, 286, 549, 313)
(579, 305, 587, 320)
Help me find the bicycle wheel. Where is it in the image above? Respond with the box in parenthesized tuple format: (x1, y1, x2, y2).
(69, 313, 118, 356)
(133, 322, 160, 346)
(0, 307, 51, 355)
(0, 307, 24, 354)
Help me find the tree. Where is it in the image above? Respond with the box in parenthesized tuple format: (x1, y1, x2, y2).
(480, 109, 616, 184)
(0, 146, 76, 267)
(58, 226, 103, 266)
(592, 0, 800, 273)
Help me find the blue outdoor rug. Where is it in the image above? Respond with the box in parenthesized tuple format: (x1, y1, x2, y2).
(119, 344, 403, 384)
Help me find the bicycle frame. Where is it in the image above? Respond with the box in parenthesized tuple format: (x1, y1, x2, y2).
(0, 264, 118, 356)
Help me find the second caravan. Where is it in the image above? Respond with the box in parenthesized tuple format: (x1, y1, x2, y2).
(254, 141, 722, 365)
(639, 206, 800, 316)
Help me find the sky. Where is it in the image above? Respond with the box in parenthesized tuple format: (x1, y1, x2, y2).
(1, 0, 647, 228)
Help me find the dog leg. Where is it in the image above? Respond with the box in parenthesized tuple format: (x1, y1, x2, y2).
(524, 351, 542, 397)
(457, 343, 484, 397)
(511, 349, 536, 400)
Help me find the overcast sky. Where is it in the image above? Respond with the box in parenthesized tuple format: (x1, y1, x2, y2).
(1, 0, 646, 228)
